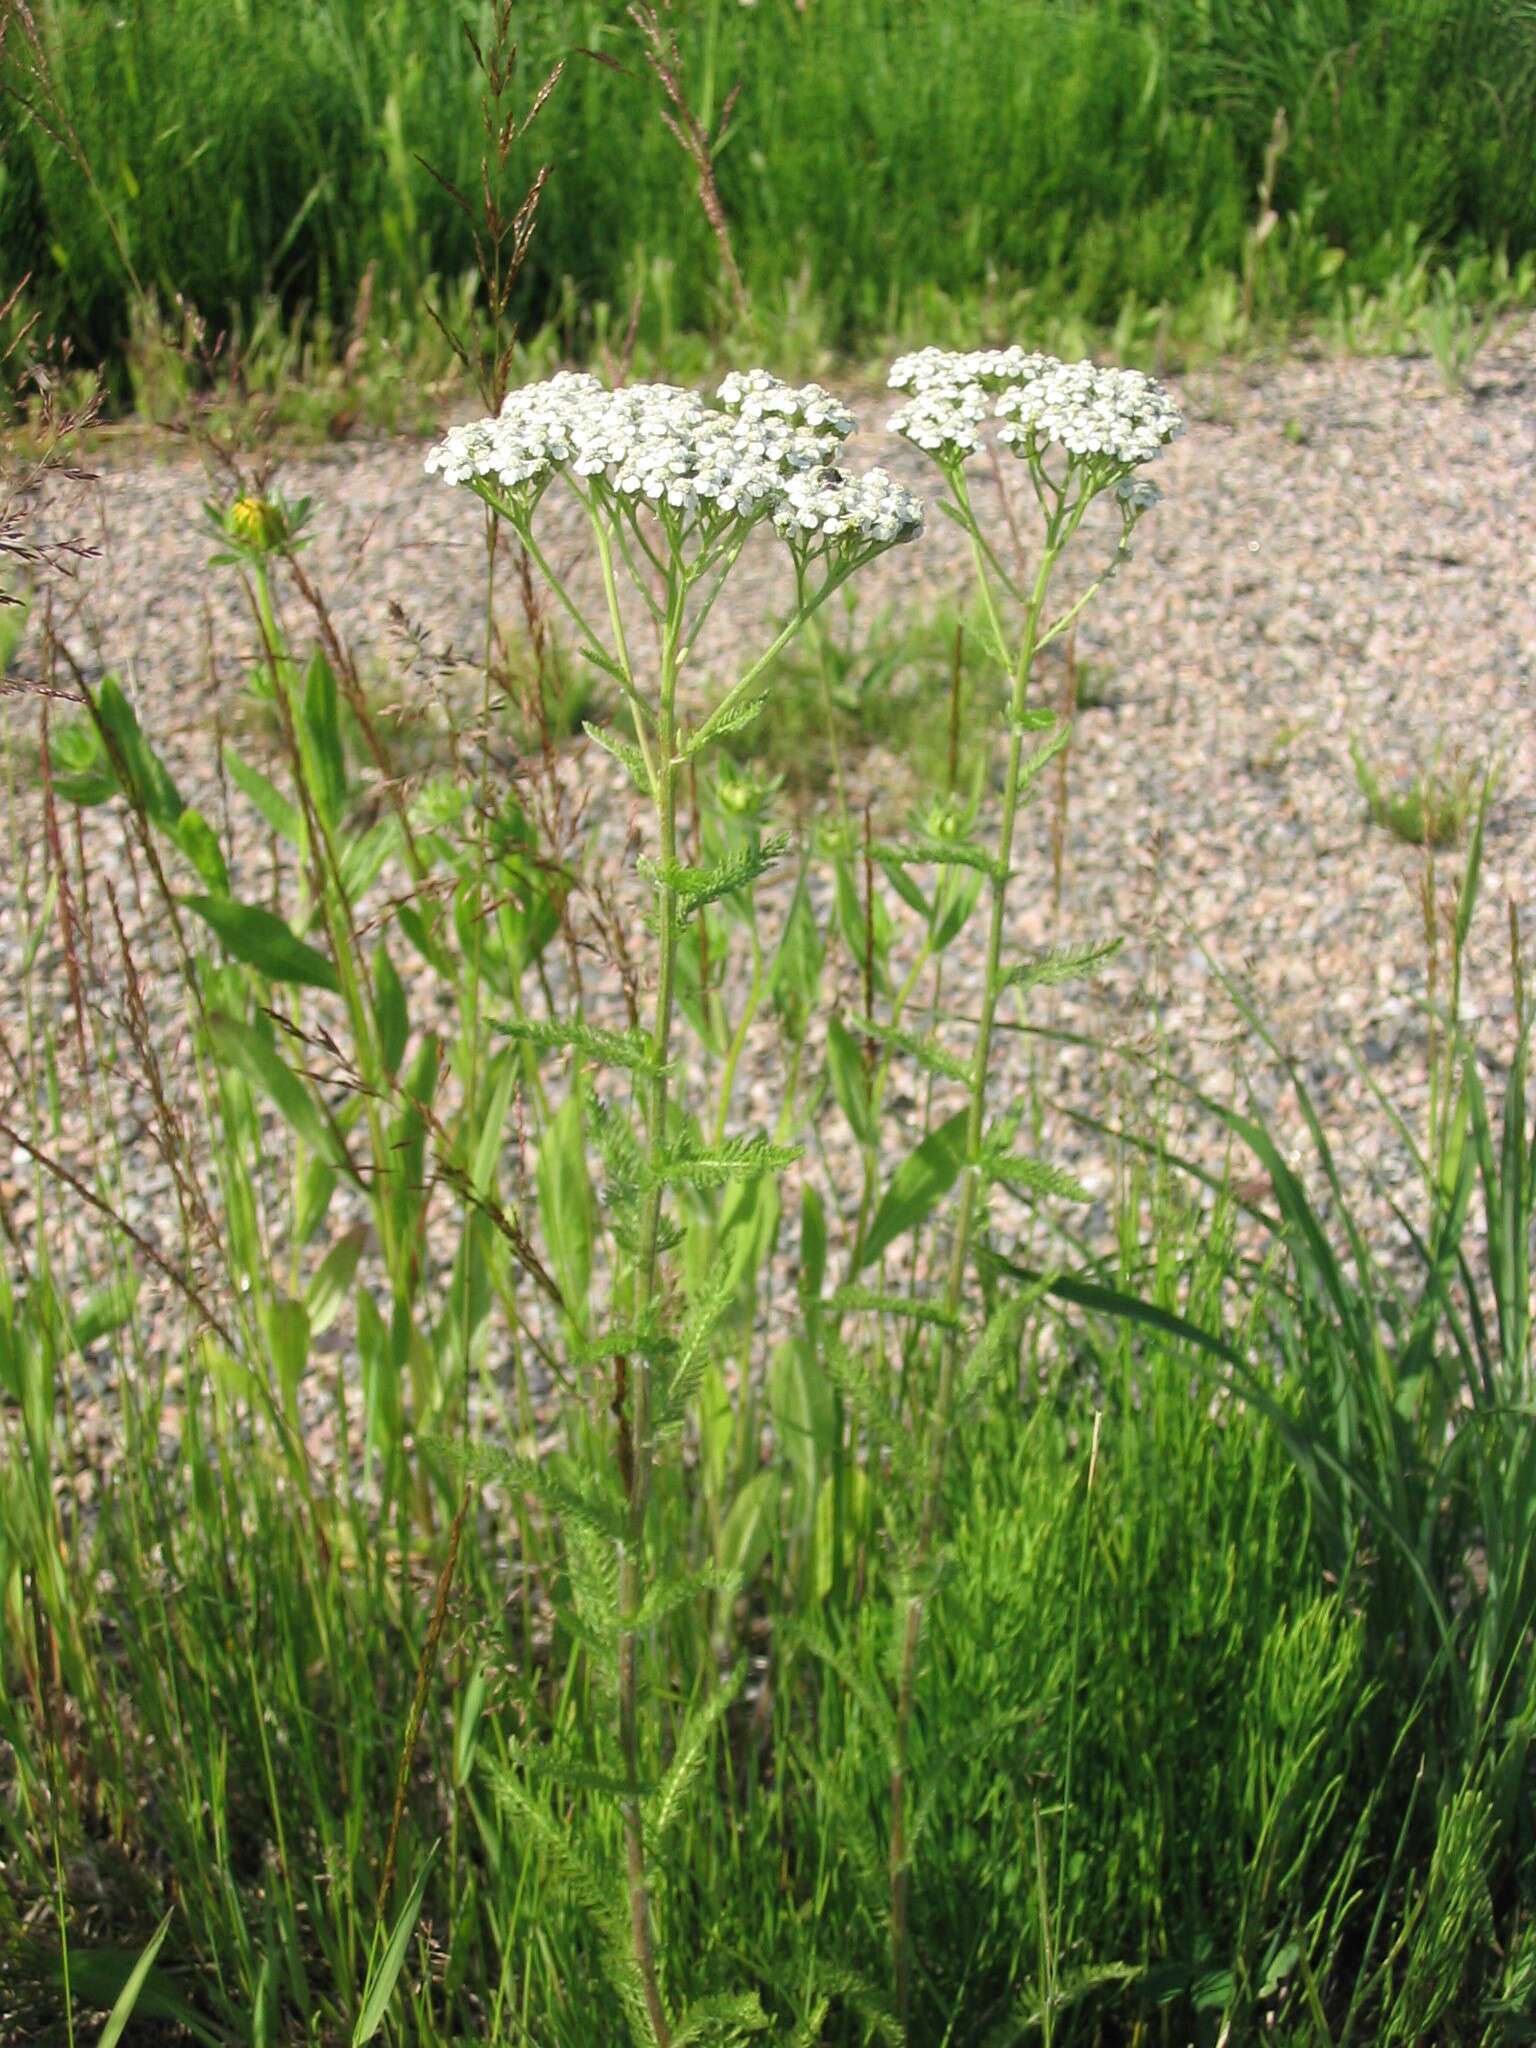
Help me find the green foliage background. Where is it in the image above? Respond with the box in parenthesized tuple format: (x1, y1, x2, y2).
(4, 0, 1536, 370)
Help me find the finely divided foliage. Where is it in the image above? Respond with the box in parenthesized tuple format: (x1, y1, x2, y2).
(421, 352, 1178, 2042)
(13, 328, 1533, 2048)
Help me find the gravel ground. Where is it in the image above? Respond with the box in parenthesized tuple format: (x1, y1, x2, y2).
(6, 333, 1535, 1453)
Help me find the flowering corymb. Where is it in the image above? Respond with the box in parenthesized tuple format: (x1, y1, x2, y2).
(889, 345, 1183, 485)
(427, 370, 922, 567)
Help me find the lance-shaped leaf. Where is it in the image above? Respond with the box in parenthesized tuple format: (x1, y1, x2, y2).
(185, 894, 339, 991)
(92, 676, 186, 830)
(223, 745, 302, 842)
(208, 1012, 360, 1179)
(351, 1846, 438, 2046)
(1001, 935, 1123, 994)
(857, 1108, 969, 1270)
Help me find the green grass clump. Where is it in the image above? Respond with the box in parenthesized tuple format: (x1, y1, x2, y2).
(5, 0, 1536, 387)
(1351, 736, 1484, 847)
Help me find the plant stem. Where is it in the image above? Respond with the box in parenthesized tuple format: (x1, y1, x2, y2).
(616, 574, 686, 2048)
(889, 512, 1063, 2035)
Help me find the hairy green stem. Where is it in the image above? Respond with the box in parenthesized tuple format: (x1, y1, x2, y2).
(617, 575, 687, 2048)
(890, 506, 1064, 2033)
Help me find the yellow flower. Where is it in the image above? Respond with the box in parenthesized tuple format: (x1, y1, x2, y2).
(229, 495, 283, 551)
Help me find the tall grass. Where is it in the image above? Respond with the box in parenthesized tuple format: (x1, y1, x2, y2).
(5, 0, 1536, 382)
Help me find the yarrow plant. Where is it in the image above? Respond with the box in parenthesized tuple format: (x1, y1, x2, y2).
(428, 368, 920, 2046)
(875, 343, 1183, 2028)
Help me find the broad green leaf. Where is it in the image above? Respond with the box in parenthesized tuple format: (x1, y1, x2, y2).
(208, 1012, 356, 1177)
(932, 864, 986, 951)
(339, 816, 400, 904)
(223, 745, 300, 843)
(94, 676, 184, 830)
(858, 1108, 968, 1271)
(172, 808, 230, 893)
(47, 713, 117, 806)
(301, 647, 347, 826)
(69, 1276, 139, 1353)
(372, 946, 408, 1079)
(768, 875, 825, 1037)
(798, 1183, 827, 1309)
(715, 1469, 779, 1587)
(536, 1091, 595, 1323)
(826, 1016, 874, 1147)
(307, 1224, 368, 1335)
(184, 894, 339, 991)
(263, 1294, 310, 1419)
(767, 1336, 837, 1495)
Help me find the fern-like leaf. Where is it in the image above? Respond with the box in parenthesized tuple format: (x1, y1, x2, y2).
(645, 1133, 802, 1189)
(639, 835, 790, 922)
(681, 690, 770, 757)
(855, 1016, 971, 1085)
(1001, 935, 1123, 993)
(981, 1148, 1091, 1202)
(503, 1016, 665, 1074)
(583, 719, 653, 793)
(831, 1285, 964, 1331)
(650, 1663, 745, 1843)
(880, 836, 1008, 883)
(670, 1991, 771, 2046)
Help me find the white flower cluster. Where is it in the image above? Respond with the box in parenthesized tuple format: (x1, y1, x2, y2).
(773, 465, 924, 549)
(887, 346, 1183, 473)
(426, 370, 919, 552)
(717, 368, 856, 438)
(996, 361, 1183, 467)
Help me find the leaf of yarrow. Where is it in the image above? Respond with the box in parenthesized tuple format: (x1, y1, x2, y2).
(880, 837, 1007, 883)
(502, 1016, 664, 1074)
(455, 1439, 627, 1543)
(831, 1285, 965, 1331)
(583, 719, 653, 793)
(670, 1989, 771, 2046)
(506, 1743, 646, 1803)
(981, 1148, 1091, 1202)
(573, 1317, 672, 1367)
(1013, 723, 1074, 796)
(680, 690, 769, 757)
(1001, 935, 1123, 993)
(645, 1133, 802, 1189)
(856, 1017, 971, 1086)
(639, 834, 791, 919)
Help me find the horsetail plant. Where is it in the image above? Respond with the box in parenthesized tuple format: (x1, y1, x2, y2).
(427, 368, 921, 2044)
(879, 345, 1183, 2030)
